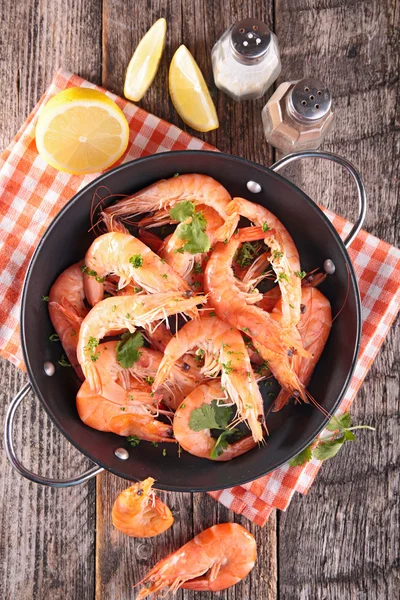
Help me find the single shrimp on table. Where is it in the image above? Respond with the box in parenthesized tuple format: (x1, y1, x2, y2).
(136, 522, 257, 597)
(76, 379, 175, 443)
(227, 196, 302, 328)
(112, 477, 174, 538)
(273, 286, 332, 411)
(103, 173, 239, 242)
(48, 262, 88, 379)
(154, 315, 265, 442)
(83, 231, 190, 305)
(77, 291, 207, 394)
(173, 379, 257, 460)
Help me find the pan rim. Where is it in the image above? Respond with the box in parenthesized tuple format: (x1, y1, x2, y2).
(20, 150, 362, 491)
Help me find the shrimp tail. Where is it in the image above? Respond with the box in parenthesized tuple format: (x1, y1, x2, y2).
(83, 361, 103, 395)
(49, 301, 84, 327)
(153, 356, 175, 390)
(214, 213, 240, 242)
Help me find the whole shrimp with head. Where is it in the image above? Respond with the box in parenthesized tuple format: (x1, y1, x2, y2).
(204, 226, 309, 399)
(154, 315, 265, 442)
(103, 173, 239, 242)
(112, 477, 174, 538)
(77, 291, 206, 394)
(48, 262, 88, 378)
(136, 522, 257, 597)
(82, 231, 190, 305)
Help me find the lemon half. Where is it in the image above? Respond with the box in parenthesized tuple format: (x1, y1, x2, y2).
(169, 45, 219, 132)
(124, 18, 167, 102)
(35, 88, 130, 174)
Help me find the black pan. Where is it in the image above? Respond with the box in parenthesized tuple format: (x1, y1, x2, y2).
(10, 150, 365, 491)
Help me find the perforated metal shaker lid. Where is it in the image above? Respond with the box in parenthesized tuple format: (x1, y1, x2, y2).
(288, 78, 332, 122)
(229, 18, 272, 64)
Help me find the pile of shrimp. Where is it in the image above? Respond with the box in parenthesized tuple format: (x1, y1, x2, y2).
(48, 172, 333, 461)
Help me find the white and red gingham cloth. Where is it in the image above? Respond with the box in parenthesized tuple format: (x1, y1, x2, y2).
(1, 70, 399, 525)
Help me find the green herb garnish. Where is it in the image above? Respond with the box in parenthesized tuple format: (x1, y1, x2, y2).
(295, 270, 306, 279)
(262, 222, 270, 232)
(193, 262, 203, 274)
(169, 201, 210, 254)
(189, 400, 245, 459)
(116, 331, 144, 368)
(127, 435, 141, 447)
(129, 254, 143, 268)
(42, 295, 49, 302)
(58, 354, 71, 367)
(289, 412, 375, 467)
(235, 241, 262, 268)
(49, 333, 59, 342)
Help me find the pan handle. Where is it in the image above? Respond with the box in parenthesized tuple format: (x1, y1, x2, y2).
(4, 382, 104, 487)
(270, 150, 367, 248)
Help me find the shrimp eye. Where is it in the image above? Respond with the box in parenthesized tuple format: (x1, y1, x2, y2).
(183, 290, 194, 298)
(287, 349, 294, 357)
(181, 362, 191, 371)
(167, 429, 174, 437)
(300, 304, 306, 314)
(137, 489, 143, 496)
(292, 390, 300, 398)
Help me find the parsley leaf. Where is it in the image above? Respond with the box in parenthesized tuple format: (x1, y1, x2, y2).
(289, 445, 313, 467)
(116, 331, 144, 368)
(313, 436, 347, 461)
(58, 354, 71, 367)
(129, 254, 143, 268)
(127, 435, 141, 447)
(210, 399, 232, 428)
(169, 201, 210, 254)
(326, 412, 352, 431)
(42, 295, 49, 302)
(235, 241, 262, 268)
(295, 270, 306, 279)
(189, 403, 223, 431)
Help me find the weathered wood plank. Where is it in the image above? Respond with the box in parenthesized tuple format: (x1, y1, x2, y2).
(0, 1, 102, 598)
(98, 1, 277, 599)
(275, 1, 400, 598)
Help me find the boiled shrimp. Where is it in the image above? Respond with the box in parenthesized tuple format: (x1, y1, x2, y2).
(83, 231, 190, 305)
(103, 173, 239, 242)
(173, 380, 257, 460)
(76, 381, 175, 443)
(273, 286, 332, 411)
(77, 291, 207, 394)
(154, 315, 265, 442)
(48, 263, 88, 379)
(136, 522, 257, 597)
(227, 196, 302, 327)
(112, 477, 174, 538)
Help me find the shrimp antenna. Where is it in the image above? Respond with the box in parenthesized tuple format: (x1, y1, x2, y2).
(303, 388, 333, 421)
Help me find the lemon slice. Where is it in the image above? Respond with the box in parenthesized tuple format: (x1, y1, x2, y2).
(169, 45, 219, 132)
(35, 88, 130, 174)
(124, 18, 167, 102)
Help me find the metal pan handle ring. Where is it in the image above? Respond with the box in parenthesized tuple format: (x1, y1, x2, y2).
(270, 150, 367, 248)
(4, 382, 104, 487)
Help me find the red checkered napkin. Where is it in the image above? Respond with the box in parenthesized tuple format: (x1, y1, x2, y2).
(1, 70, 399, 525)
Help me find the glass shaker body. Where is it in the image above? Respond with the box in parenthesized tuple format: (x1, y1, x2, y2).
(212, 19, 281, 101)
(262, 78, 334, 153)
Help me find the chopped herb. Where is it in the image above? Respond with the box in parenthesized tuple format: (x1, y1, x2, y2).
(289, 412, 375, 467)
(223, 238, 228, 244)
(295, 270, 307, 279)
(173, 172, 180, 177)
(95, 276, 105, 283)
(209, 311, 216, 317)
(70, 330, 77, 337)
(222, 361, 234, 375)
(272, 250, 284, 259)
(242, 327, 249, 332)
(256, 361, 269, 376)
(151, 442, 159, 447)
(49, 333, 59, 342)
(191, 280, 201, 289)
(162, 273, 168, 279)
(162, 448, 167, 456)
(160, 258, 166, 263)
(112, 305, 116, 312)
(80, 265, 98, 277)
(58, 354, 71, 367)
(180, 403, 186, 409)
(193, 262, 203, 274)
(235, 241, 262, 268)
(85, 337, 100, 362)
(278, 272, 290, 282)
(169, 201, 210, 254)
(145, 376, 155, 385)
(262, 222, 270, 232)
(120, 406, 126, 411)
(127, 435, 140, 447)
(42, 295, 49, 302)
(133, 286, 143, 293)
(116, 331, 144, 368)
(126, 313, 131, 319)
(129, 254, 144, 268)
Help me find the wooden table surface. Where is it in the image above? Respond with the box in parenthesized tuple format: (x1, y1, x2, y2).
(0, 1, 399, 599)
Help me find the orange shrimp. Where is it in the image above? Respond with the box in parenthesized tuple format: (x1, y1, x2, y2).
(83, 232, 190, 305)
(154, 316, 265, 442)
(136, 522, 257, 597)
(48, 263, 88, 379)
(204, 227, 308, 359)
(227, 197, 302, 327)
(112, 478, 174, 538)
(77, 291, 207, 394)
(159, 205, 225, 279)
(103, 173, 239, 242)
(76, 381, 175, 443)
(273, 286, 332, 411)
(173, 380, 257, 460)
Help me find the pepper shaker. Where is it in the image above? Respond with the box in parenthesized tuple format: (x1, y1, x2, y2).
(212, 18, 281, 101)
(261, 78, 334, 153)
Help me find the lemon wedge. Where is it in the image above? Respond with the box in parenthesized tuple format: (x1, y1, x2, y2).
(35, 88, 130, 175)
(169, 45, 219, 132)
(124, 18, 167, 102)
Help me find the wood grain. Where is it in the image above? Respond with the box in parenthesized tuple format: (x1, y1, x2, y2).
(0, 1, 102, 599)
(275, 1, 400, 598)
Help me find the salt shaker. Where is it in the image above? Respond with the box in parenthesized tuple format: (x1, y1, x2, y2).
(261, 78, 334, 153)
(211, 18, 281, 101)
